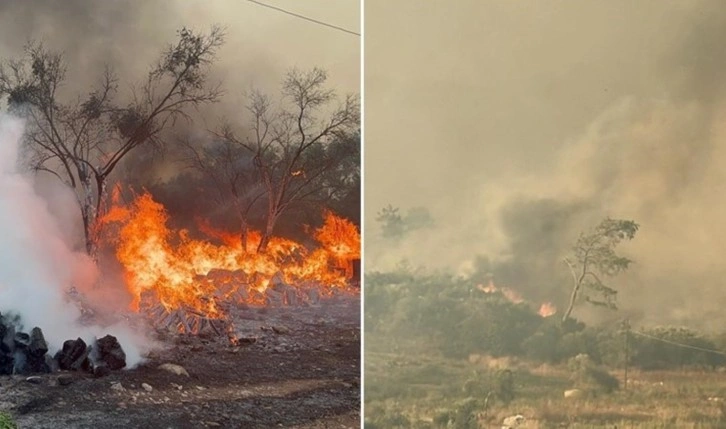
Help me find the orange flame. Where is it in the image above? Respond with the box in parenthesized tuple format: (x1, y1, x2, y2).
(478, 281, 497, 294)
(314, 210, 360, 278)
(477, 280, 523, 304)
(478, 280, 558, 317)
(100, 190, 360, 318)
(538, 302, 557, 317)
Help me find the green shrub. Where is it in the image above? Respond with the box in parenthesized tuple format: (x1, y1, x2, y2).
(522, 318, 599, 364)
(568, 354, 619, 393)
(433, 410, 452, 428)
(495, 369, 516, 404)
(451, 397, 479, 429)
(0, 413, 16, 429)
(368, 411, 410, 429)
(522, 328, 561, 363)
(631, 327, 726, 370)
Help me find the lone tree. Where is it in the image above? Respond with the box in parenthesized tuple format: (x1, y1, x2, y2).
(0, 26, 225, 256)
(183, 134, 264, 251)
(375, 205, 434, 240)
(210, 67, 360, 252)
(561, 217, 639, 323)
(376, 205, 405, 240)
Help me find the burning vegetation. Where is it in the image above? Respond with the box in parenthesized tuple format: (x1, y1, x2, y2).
(0, 2, 360, 427)
(99, 188, 360, 333)
(0, 22, 360, 341)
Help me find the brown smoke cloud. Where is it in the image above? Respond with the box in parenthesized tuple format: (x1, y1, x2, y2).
(365, 0, 726, 330)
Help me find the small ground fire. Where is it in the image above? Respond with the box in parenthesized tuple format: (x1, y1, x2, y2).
(478, 279, 557, 318)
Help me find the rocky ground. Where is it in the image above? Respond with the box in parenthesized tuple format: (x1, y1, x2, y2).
(0, 294, 360, 429)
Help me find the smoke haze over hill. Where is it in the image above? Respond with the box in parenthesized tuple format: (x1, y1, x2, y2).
(365, 0, 726, 330)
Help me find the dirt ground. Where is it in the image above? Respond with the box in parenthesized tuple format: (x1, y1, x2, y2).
(0, 295, 360, 429)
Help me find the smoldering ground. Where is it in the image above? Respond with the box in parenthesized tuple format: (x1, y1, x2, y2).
(0, 114, 148, 365)
(365, 0, 726, 330)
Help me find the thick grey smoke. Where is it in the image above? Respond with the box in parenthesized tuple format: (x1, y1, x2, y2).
(0, 0, 359, 101)
(366, 0, 726, 331)
(0, 114, 150, 365)
(0, 0, 360, 184)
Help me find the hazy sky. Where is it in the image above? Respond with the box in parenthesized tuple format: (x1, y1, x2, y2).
(365, 0, 699, 214)
(0, 0, 360, 108)
(365, 0, 726, 329)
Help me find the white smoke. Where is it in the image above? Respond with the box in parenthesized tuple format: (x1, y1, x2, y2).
(0, 113, 151, 366)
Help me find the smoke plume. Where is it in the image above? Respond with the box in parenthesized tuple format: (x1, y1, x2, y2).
(366, 0, 726, 331)
(0, 114, 150, 365)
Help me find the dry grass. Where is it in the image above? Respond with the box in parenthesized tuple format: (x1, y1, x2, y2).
(365, 338, 726, 428)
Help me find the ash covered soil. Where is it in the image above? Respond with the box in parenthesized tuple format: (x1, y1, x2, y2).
(0, 295, 360, 429)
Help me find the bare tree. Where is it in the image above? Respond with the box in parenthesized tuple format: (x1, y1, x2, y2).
(562, 217, 639, 323)
(214, 68, 360, 252)
(183, 135, 266, 251)
(0, 26, 225, 257)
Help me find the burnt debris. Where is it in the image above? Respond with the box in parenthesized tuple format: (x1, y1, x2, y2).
(0, 312, 126, 377)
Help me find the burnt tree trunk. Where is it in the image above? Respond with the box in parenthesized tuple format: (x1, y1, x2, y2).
(257, 220, 275, 253)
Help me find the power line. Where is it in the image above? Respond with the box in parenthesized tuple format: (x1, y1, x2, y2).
(246, 0, 360, 37)
(630, 330, 726, 356)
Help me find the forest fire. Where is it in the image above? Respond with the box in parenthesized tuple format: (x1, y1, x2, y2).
(478, 280, 524, 304)
(538, 302, 557, 318)
(478, 280, 557, 317)
(100, 189, 360, 331)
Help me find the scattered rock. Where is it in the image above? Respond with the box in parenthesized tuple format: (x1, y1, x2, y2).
(25, 376, 42, 384)
(45, 354, 60, 373)
(110, 382, 126, 392)
(14, 332, 30, 349)
(271, 326, 289, 335)
(92, 363, 111, 378)
(55, 338, 89, 371)
(237, 336, 257, 345)
(94, 335, 126, 370)
(142, 383, 153, 392)
(502, 414, 526, 428)
(158, 363, 190, 377)
(28, 327, 48, 357)
(1, 324, 15, 355)
(57, 375, 74, 386)
(564, 389, 584, 399)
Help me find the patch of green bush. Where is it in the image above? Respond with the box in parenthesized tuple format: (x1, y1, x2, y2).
(367, 267, 726, 372)
(568, 354, 619, 393)
(0, 413, 16, 429)
(450, 397, 479, 429)
(630, 327, 726, 370)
